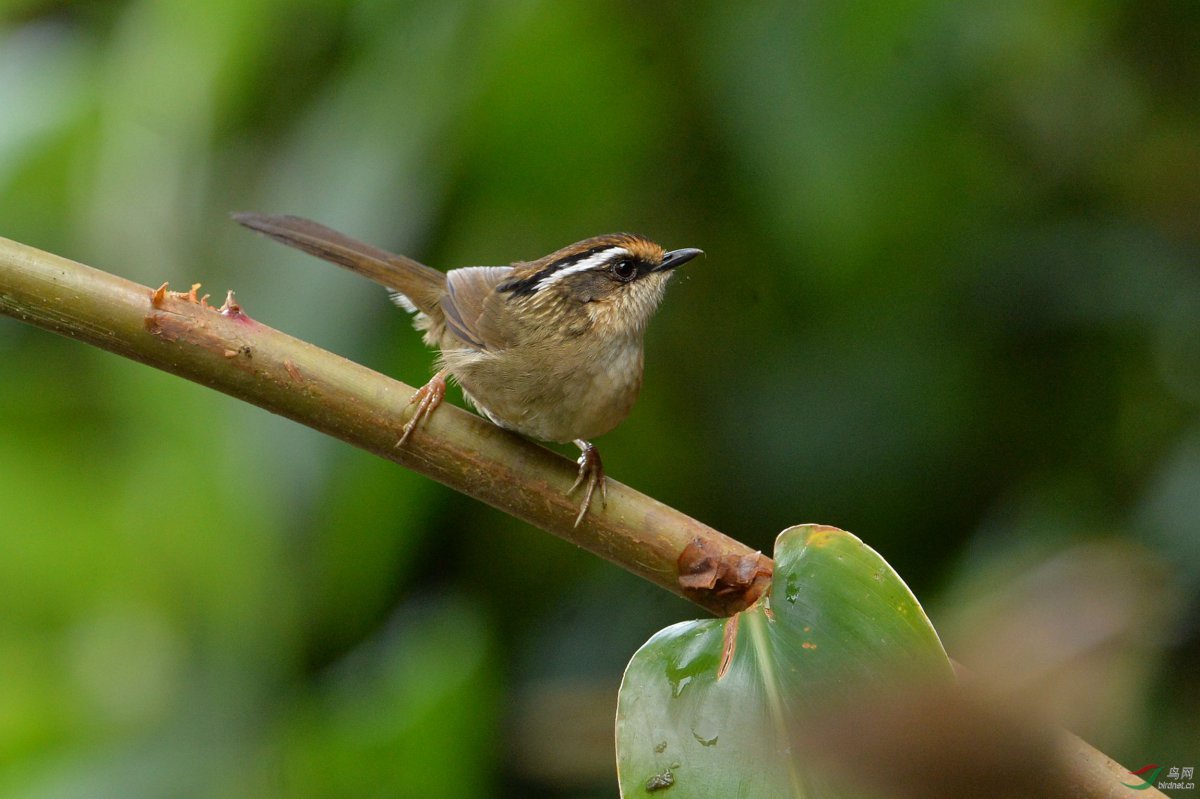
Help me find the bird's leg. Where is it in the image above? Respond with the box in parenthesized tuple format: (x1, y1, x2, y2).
(397, 369, 449, 446)
(568, 439, 607, 527)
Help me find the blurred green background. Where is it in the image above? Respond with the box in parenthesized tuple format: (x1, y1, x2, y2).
(1, 1, 1198, 796)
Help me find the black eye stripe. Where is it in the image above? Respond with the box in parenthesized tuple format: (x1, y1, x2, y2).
(499, 247, 629, 295)
(551, 247, 617, 272)
(496, 245, 662, 295)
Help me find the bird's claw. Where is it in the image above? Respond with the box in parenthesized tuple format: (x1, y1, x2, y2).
(568, 441, 606, 527)
(397, 370, 448, 446)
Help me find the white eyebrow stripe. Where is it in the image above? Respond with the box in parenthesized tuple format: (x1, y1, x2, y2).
(534, 246, 630, 292)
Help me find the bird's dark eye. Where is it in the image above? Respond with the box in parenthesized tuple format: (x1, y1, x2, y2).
(612, 259, 636, 281)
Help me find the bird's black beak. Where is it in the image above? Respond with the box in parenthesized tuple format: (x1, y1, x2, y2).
(656, 247, 703, 272)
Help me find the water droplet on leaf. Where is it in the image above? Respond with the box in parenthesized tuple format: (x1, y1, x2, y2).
(645, 768, 674, 792)
(784, 571, 800, 603)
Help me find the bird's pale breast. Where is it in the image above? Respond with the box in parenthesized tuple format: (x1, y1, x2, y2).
(447, 337, 644, 444)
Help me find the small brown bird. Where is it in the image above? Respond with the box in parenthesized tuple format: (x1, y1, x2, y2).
(234, 213, 701, 525)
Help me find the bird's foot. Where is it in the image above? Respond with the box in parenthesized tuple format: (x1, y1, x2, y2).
(397, 369, 448, 446)
(568, 440, 607, 527)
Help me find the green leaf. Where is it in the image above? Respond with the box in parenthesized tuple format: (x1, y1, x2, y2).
(616, 524, 954, 798)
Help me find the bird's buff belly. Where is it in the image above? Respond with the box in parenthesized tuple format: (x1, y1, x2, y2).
(449, 345, 644, 443)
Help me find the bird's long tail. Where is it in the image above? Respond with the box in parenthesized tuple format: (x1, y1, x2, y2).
(233, 212, 445, 315)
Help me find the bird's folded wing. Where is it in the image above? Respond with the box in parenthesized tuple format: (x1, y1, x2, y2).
(441, 266, 515, 350)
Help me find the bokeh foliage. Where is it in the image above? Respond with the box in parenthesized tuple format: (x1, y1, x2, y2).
(1, 1, 1197, 796)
